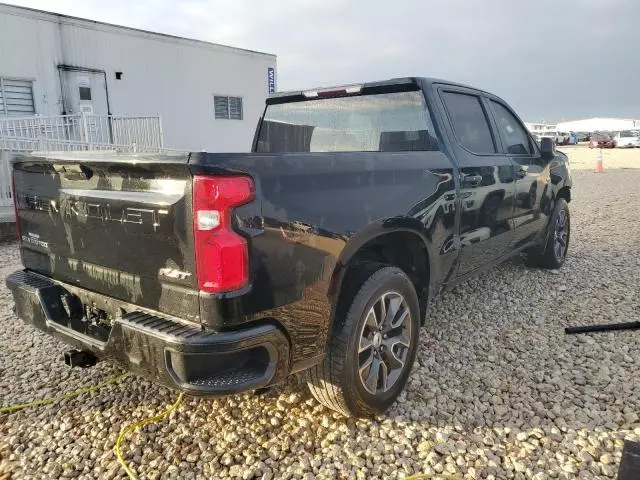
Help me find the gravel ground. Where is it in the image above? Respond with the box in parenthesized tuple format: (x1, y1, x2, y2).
(2, 165, 640, 479)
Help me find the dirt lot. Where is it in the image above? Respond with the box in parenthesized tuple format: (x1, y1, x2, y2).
(561, 143, 639, 171)
(1, 148, 639, 479)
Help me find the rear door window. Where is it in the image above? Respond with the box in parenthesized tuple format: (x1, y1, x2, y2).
(256, 90, 439, 153)
(490, 100, 534, 155)
(441, 91, 496, 154)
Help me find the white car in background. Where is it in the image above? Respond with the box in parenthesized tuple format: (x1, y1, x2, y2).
(556, 132, 572, 145)
(538, 132, 556, 144)
(613, 130, 640, 148)
(539, 132, 570, 145)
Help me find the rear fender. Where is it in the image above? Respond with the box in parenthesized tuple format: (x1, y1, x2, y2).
(335, 218, 435, 275)
(327, 217, 435, 327)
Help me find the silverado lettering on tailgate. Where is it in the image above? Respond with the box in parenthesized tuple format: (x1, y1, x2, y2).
(23, 193, 170, 231)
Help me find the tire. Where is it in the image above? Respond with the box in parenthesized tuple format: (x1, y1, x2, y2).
(524, 198, 570, 269)
(307, 264, 421, 417)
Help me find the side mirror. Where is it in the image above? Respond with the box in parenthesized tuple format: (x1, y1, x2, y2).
(540, 137, 555, 159)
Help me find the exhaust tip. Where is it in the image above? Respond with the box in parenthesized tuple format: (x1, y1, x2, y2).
(64, 349, 97, 368)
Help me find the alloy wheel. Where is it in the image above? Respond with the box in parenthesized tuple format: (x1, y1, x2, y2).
(554, 209, 569, 260)
(357, 292, 412, 395)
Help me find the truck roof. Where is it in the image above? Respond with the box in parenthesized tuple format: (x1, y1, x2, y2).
(267, 77, 492, 104)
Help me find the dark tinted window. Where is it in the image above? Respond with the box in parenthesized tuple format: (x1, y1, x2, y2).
(490, 101, 533, 155)
(78, 87, 92, 101)
(442, 92, 495, 154)
(256, 91, 438, 153)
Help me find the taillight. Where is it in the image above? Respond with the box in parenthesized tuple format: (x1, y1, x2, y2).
(192, 175, 255, 293)
(11, 171, 21, 242)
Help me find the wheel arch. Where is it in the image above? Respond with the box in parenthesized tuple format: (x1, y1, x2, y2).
(557, 185, 571, 203)
(328, 220, 434, 331)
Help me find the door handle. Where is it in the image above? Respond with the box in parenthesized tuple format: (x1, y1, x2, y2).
(516, 168, 527, 179)
(460, 173, 483, 187)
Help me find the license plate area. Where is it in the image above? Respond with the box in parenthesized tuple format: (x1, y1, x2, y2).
(40, 286, 113, 342)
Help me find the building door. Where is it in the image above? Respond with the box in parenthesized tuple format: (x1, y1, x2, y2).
(59, 68, 110, 144)
(436, 87, 516, 277)
(60, 69, 109, 115)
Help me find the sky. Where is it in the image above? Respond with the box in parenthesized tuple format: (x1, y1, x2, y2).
(5, 0, 640, 122)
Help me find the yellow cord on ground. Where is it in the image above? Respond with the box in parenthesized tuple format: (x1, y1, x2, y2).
(114, 392, 184, 480)
(0, 373, 131, 414)
(3, 379, 449, 480)
(404, 475, 457, 479)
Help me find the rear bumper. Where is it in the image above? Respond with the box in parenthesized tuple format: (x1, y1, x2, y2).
(6, 270, 291, 396)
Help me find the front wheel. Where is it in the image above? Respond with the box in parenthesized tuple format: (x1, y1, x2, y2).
(525, 197, 570, 269)
(307, 265, 420, 417)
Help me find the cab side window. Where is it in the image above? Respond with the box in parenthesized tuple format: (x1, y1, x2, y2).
(490, 100, 533, 155)
(442, 91, 496, 154)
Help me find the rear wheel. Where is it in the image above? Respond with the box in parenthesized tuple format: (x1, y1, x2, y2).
(525, 198, 570, 269)
(307, 264, 420, 417)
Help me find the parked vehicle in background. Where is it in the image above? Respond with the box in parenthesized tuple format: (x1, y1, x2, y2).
(568, 132, 578, 145)
(612, 130, 640, 148)
(539, 132, 557, 144)
(589, 133, 615, 148)
(557, 132, 572, 145)
(576, 132, 590, 143)
(7, 77, 573, 417)
(540, 132, 571, 146)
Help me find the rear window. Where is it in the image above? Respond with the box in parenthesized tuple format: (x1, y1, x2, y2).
(255, 91, 438, 153)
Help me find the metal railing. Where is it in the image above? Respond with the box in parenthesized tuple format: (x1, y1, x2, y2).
(0, 113, 164, 151)
(0, 150, 11, 210)
(0, 113, 169, 212)
(0, 136, 167, 153)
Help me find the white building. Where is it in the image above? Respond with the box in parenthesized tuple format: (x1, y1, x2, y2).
(556, 117, 640, 133)
(525, 122, 557, 136)
(0, 3, 277, 152)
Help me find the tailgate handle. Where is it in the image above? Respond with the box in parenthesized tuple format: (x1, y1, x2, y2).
(53, 164, 93, 181)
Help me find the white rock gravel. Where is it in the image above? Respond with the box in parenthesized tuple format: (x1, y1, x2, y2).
(1, 168, 640, 479)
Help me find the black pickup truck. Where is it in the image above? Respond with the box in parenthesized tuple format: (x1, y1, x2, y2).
(7, 77, 572, 417)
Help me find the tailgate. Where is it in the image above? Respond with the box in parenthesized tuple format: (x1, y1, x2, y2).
(12, 151, 200, 321)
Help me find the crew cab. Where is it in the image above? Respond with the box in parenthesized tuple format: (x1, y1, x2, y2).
(7, 77, 572, 417)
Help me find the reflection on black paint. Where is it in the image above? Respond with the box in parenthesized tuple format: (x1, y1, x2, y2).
(457, 164, 516, 275)
(196, 151, 458, 365)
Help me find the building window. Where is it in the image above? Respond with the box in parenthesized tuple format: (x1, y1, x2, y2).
(0, 77, 35, 116)
(214, 95, 243, 120)
(79, 86, 92, 101)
